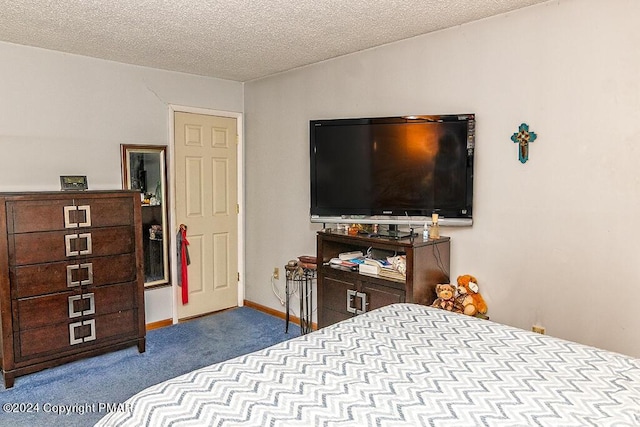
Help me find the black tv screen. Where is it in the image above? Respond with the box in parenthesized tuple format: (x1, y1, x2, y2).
(310, 114, 475, 220)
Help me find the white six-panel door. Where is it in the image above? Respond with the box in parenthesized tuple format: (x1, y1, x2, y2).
(174, 112, 238, 319)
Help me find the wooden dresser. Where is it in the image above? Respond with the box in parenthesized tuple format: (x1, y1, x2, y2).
(317, 230, 450, 328)
(0, 191, 146, 388)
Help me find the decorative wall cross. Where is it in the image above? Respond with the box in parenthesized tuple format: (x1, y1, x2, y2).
(511, 123, 537, 163)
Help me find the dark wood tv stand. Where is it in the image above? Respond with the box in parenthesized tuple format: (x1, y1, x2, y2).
(316, 230, 450, 328)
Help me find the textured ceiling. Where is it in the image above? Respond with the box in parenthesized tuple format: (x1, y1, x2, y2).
(0, 0, 548, 82)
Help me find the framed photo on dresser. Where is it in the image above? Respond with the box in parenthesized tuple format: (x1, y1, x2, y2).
(60, 175, 88, 191)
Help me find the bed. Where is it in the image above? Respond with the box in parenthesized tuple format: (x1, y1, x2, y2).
(95, 303, 640, 426)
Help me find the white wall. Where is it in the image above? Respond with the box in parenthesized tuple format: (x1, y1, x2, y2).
(0, 41, 244, 323)
(244, 0, 640, 357)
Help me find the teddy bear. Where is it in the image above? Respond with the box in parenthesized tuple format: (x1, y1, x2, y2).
(432, 283, 464, 314)
(456, 274, 488, 316)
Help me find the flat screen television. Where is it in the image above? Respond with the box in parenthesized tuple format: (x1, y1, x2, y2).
(310, 114, 475, 223)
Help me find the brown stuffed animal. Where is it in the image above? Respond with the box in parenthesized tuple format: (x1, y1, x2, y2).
(456, 275, 488, 316)
(432, 283, 464, 314)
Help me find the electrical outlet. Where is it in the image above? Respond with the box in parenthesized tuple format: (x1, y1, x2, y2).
(273, 267, 279, 280)
(532, 325, 545, 334)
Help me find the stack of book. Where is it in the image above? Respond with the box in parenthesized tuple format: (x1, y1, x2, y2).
(329, 250, 407, 282)
(357, 256, 406, 282)
(378, 255, 406, 281)
(378, 265, 405, 281)
(357, 258, 389, 275)
(329, 250, 365, 271)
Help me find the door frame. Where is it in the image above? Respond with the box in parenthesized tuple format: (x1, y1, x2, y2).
(168, 104, 244, 324)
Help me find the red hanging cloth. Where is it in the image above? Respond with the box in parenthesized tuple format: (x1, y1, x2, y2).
(179, 224, 190, 304)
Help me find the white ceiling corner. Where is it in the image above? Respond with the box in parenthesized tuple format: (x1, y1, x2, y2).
(0, 0, 549, 82)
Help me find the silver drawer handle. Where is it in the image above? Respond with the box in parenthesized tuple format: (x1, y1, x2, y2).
(64, 233, 93, 256)
(356, 291, 368, 315)
(79, 233, 92, 255)
(63, 206, 76, 229)
(66, 263, 93, 287)
(68, 292, 95, 318)
(346, 289, 368, 315)
(65, 234, 78, 256)
(63, 205, 92, 228)
(346, 289, 357, 314)
(69, 319, 96, 345)
(80, 263, 94, 285)
(66, 265, 80, 287)
(76, 205, 91, 227)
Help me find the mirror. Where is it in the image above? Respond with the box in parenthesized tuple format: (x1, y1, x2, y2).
(121, 144, 170, 288)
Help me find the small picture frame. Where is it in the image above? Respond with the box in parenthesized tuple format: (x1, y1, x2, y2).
(60, 175, 88, 191)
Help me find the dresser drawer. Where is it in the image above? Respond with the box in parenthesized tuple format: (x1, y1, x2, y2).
(16, 310, 138, 361)
(6, 197, 134, 233)
(16, 282, 136, 330)
(9, 226, 134, 265)
(11, 253, 137, 298)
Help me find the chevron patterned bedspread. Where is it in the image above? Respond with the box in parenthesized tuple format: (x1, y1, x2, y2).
(95, 303, 640, 427)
